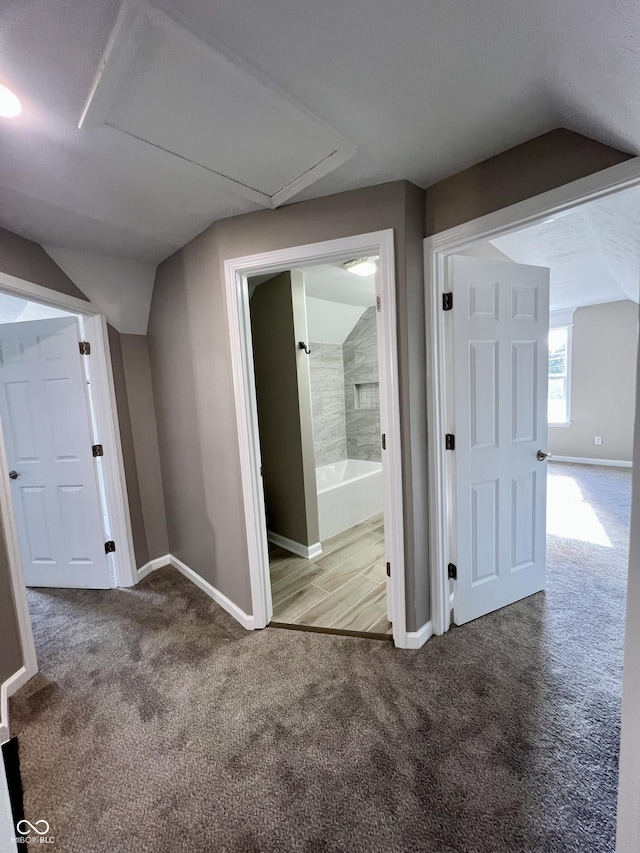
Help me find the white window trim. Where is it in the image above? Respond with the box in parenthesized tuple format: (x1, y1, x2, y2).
(547, 322, 573, 429)
(548, 309, 575, 428)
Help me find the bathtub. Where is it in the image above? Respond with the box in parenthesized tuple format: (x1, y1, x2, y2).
(316, 459, 384, 541)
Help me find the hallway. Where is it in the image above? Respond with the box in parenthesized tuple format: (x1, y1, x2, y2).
(8, 463, 629, 852)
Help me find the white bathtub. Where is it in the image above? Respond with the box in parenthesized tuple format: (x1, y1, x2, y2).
(317, 459, 384, 541)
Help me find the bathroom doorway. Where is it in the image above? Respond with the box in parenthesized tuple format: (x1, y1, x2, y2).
(249, 261, 390, 637)
(224, 230, 407, 645)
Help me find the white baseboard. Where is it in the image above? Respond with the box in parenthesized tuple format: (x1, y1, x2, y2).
(0, 666, 30, 744)
(267, 531, 322, 560)
(169, 555, 255, 630)
(552, 456, 632, 468)
(404, 621, 434, 649)
(137, 555, 171, 582)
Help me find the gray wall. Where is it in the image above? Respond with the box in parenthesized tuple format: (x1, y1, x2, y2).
(425, 129, 632, 235)
(119, 334, 169, 561)
(250, 271, 319, 548)
(344, 307, 381, 462)
(309, 343, 348, 467)
(549, 301, 638, 462)
(149, 180, 431, 630)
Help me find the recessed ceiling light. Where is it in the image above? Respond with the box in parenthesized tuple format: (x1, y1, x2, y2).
(343, 257, 378, 276)
(0, 84, 21, 118)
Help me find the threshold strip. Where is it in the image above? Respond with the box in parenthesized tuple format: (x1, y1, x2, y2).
(269, 621, 393, 641)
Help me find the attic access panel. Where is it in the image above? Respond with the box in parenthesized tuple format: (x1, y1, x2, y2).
(80, 4, 355, 208)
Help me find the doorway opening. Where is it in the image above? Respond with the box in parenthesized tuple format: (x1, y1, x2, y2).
(224, 230, 408, 647)
(0, 272, 136, 733)
(248, 262, 390, 638)
(426, 164, 640, 850)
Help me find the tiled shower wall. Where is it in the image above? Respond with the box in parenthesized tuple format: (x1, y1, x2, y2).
(308, 343, 348, 467)
(343, 307, 381, 462)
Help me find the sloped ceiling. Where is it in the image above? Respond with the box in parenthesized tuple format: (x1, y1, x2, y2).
(490, 187, 640, 311)
(1, 0, 639, 265)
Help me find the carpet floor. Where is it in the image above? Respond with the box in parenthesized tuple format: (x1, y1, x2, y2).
(9, 462, 629, 852)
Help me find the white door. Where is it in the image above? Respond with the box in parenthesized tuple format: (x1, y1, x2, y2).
(450, 255, 550, 625)
(0, 317, 111, 588)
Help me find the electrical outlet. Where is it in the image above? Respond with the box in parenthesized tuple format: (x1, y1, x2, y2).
(594, 436, 602, 446)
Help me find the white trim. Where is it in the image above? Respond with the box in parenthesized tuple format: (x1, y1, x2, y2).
(548, 323, 573, 428)
(404, 621, 434, 649)
(224, 230, 408, 648)
(549, 422, 573, 428)
(550, 308, 576, 328)
(267, 532, 322, 560)
(83, 314, 137, 587)
(0, 271, 100, 315)
(552, 456, 632, 468)
(425, 156, 640, 638)
(169, 555, 255, 630)
(0, 666, 29, 744)
(137, 554, 171, 581)
(0, 416, 37, 695)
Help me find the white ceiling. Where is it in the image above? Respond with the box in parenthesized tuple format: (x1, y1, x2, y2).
(2, 0, 640, 268)
(490, 186, 640, 311)
(302, 264, 376, 308)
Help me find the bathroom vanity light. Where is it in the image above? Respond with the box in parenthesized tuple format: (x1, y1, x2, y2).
(0, 84, 21, 117)
(343, 256, 378, 276)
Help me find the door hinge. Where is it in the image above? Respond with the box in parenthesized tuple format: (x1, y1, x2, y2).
(386, 561, 391, 578)
(445, 433, 455, 450)
(92, 444, 104, 457)
(376, 294, 382, 312)
(442, 292, 453, 311)
(79, 341, 91, 355)
(105, 540, 116, 554)
(381, 433, 386, 450)
(448, 562, 457, 580)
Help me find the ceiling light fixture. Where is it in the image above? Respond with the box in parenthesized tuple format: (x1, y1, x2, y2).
(0, 84, 21, 118)
(343, 256, 378, 277)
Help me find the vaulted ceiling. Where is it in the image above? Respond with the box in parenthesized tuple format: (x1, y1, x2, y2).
(491, 186, 640, 311)
(1, 0, 640, 265)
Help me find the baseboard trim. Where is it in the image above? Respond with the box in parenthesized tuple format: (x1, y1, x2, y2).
(0, 667, 30, 744)
(552, 456, 632, 468)
(404, 621, 434, 649)
(169, 556, 256, 630)
(267, 532, 322, 560)
(137, 555, 171, 582)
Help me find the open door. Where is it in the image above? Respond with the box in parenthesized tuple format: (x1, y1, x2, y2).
(0, 317, 111, 589)
(450, 255, 550, 625)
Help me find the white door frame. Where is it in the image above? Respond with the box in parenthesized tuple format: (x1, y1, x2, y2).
(224, 230, 408, 647)
(0, 270, 137, 718)
(425, 156, 640, 638)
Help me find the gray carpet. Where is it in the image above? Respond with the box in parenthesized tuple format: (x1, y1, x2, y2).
(9, 462, 629, 852)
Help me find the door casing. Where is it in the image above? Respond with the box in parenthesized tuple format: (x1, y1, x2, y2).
(223, 230, 408, 647)
(0, 270, 137, 729)
(425, 156, 640, 638)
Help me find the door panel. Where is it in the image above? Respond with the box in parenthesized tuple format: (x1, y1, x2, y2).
(451, 255, 550, 625)
(0, 317, 111, 588)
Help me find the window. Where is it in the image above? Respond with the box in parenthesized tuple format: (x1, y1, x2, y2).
(548, 326, 571, 425)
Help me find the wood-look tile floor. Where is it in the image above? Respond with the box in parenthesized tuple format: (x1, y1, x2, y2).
(269, 514, 392, 635)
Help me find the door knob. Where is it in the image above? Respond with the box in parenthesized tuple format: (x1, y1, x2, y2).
(536, 450, 551, 462)
(8, 470, 19, 480)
